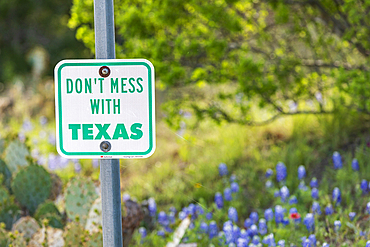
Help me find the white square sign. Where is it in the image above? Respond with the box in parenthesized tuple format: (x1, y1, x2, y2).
(54, 59, 155, 159)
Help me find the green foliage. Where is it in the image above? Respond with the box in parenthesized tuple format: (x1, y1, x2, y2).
(64, 177, 98, 225)
(68, 0, 370, 126)
(11, 164, 52, 215)
(4, 140, 29, 174)
(0, 0, 90, 84)
(0, 203, 21, 231)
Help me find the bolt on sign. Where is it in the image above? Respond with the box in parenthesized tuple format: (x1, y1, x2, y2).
(54, 59, 156, 159)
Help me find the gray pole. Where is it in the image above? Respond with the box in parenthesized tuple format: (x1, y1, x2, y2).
(94, 0, 123, 246)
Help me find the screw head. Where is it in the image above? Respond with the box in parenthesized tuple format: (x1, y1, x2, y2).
(99, 66, 110, 77)
(100, 141, 111, 152)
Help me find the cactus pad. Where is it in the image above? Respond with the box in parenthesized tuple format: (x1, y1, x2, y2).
(63, 222, 87, 246)
(30, 227, 64, 247)
(34, 201, 61, 220)
(85, 197, 102, 233)
(11, 165, 52, 215)
(12, 216, 40, 240)
(4, 140, 29, 174)
(0, 186, 10, 205)
(65, 177, 98, 225)
(84, 231, 103, 247)
(0, 159, 12, 190)
(0, 203, 21, 230)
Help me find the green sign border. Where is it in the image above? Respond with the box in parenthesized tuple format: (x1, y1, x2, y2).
(56, 61, 154, 156)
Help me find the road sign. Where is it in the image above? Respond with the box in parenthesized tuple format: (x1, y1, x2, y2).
(54, 59, 155, 159)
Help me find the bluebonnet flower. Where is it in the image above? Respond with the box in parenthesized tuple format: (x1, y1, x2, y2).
(366, 240, 370, 247)
(209, 221, 218, 239)
(122, 193, 130, 202)
(250, 224, 258, 236)
(157, 230, 165, 237)
(332, 151, 343, 169)
(266, 180, 273, 189)
(92, 159, 99, 168)
(39, 116, 48, 126)
(244, 218, 253, 228)
(258, 219, 267, 235)
(179, 211, 187, 220)
(215, 192, 224, 209)
(228, 207, 238, 222)
(310, 178, 318, 188)
(218, 231, 226, 245)
(289, 195, 298, 204)
(308, 234, 316, 246)
(361, 179, 368, 194)
(299, 181, 308, 191)
(22, 120, 33, 132)
(275, 205, 285, 224)
(239, 229, 249, 240)
(230, 174, 237, 182)
(262, 233, 275, 246)
(223, 223, 233, 244)
(367, 202, 370, 214)
(303, 213, 315, 232)
(233, 225, 240, 242)
(200, 222, 208, 233)
(188, 204, 196, 216)
(311, 188, 319, 199)
(325, 205, 334, 215)
(231, 182, 239, 193)
(252, 235, 260, 245)
(312, 202, 321, 215)
(148, 198, 157, 217)
(224, 188, 233, 201)
(168, 212, 175, 224)
(196, 205, 204, 215)
(265, 168, 273, 178)
(276, 162, 287, 182)
(290, 208, 298, 214)
(322, 243, 329, 247)
(298, 165, 306, 180)
(236, 238, 248, 247)
(332, 187, 341, 205)
(264, 208, 274, 222)
(250, 212, 258, 224)
(158, 211, 169, 226)
(138, 227, 147, 238)
(189, 222, 195, 229)
(352, 158, 359, 171)
(282, 217, 290, 226)
(219, 163, 228, 176)
(278, 240, 286, 247)
(280, 186, 290, 202)
(349, 212, 356, 221)
(169, 206, 176, 214)
(334, 220, 341, 232)
(274, 190, 280, 198)
(206, 212, 213, 220)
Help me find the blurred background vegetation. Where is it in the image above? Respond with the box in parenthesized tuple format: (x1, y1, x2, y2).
(1, 0, 370, 245)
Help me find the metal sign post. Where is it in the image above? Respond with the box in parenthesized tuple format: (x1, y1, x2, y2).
(94, 0, 123, 246)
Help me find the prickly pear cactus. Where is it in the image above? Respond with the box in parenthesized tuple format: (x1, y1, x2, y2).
(49, 173, 63, 201)
(0, 159, 12, 190)
(12, 216, 40, 240)
(64, 222, 87, 246)
(85, 197, 102, 233)
(29, 226, 64, 247)
(0, 186, 9, 205)
(0, 203, 21, 230)
(11, 164, 52, 215)
(4, 140, 29, 174)
(0, 223, 10, 246)
(34, 201, 60, 220)
(65, 177, 98, 225)
(84, 231, 103, 247)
